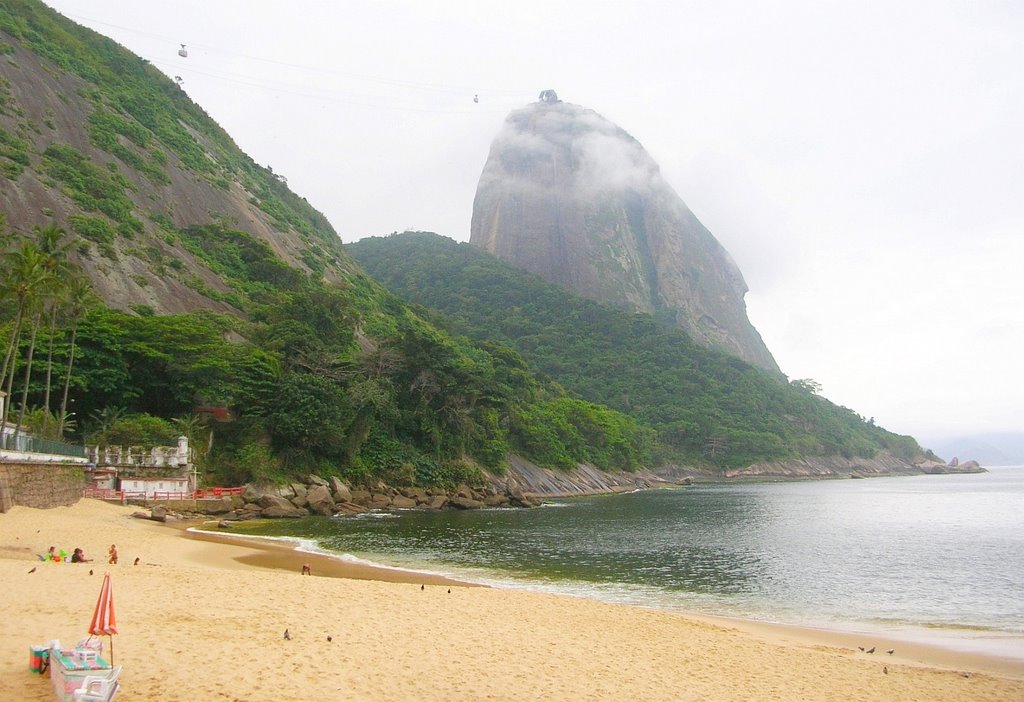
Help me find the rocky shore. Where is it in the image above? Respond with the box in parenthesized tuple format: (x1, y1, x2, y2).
(130, 475, 532, 524)
(723, 454, 984, 480)
(124, 453, 980, 523)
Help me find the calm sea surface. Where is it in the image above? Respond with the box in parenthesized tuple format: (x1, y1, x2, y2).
(235, 465, 1024, 660)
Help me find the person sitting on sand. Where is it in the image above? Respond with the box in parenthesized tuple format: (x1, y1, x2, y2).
(108, 544, 118, 564)
(70, 548, 92, 563)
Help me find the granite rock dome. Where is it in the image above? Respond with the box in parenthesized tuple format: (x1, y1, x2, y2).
(470, 98, 779, 373)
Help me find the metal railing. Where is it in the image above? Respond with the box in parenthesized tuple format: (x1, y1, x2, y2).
(1, 433, 87, 458)
(83, 486, 244, 502)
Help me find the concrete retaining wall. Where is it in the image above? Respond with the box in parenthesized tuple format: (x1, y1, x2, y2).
(0, 463, 84, 511)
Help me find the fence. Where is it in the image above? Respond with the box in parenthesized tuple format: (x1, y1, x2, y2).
(83, 486, 244, 503)
(1, 433, 86, 458)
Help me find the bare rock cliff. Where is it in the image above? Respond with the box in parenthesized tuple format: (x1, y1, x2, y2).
(470, 96, 779, 373)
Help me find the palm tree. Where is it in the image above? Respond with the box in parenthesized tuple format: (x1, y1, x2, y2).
(89, 405, 126, 445)
(172, 412, 210, 463)
(34, 224, 74, 429)
(0, 242, 53, 433)
(57, 275, 97, 435)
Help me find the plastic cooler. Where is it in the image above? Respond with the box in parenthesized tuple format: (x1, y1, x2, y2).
(29, 645, 47, 673)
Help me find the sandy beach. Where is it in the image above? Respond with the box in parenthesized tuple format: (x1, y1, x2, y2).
(1, 500, 1021, 701)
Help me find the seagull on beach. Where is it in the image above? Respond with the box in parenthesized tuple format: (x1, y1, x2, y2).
(883, 666, 888, 675)
(283, 629, 291, 640)
(327, 636, 332, 643)
(858, 646, 864, 651)
(866, 646, 876, 654)
(887, 648, 894, 655)
(421, 584, 425, 591)
(89, 569, 93, 575)
(28, 567, 36, 573)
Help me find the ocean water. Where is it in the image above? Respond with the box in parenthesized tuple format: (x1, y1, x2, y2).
(235, 465, 1024, 661)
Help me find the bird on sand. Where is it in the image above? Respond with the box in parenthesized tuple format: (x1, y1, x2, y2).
(327, 636, 332, 643)
(89, 569, 93, 575)
(421, 584, 425, 591)
(866, 646, 876, 654)
(283, 629, 291, 640)
(28, 567, 36, 573)
(857, 646, 864, 652)
(447, 588, 451, 594)
(883, 666, 888, 675)
(886, 648, 894, 655)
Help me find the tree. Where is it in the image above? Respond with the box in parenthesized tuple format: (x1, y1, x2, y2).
(34, 224, 75, 433)
(57, 275, 98, 435)
(0, 242, 54, 435)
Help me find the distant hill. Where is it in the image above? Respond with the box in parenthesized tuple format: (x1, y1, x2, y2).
(347, 232, 923, 469)
(470, 94, 779, 373)
(920, 433, 1024, 466)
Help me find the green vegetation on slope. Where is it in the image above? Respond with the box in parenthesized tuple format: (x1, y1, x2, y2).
(0, 2, 655, 486)
(1, 218, 652, 486)
(0, 0, 338, 249)
(347, 232, 922, 469)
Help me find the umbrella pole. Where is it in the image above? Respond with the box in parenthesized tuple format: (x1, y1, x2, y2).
(108, 635, 114, 664)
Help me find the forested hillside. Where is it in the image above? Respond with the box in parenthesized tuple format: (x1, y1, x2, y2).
(348, 232, 924, 468)
(0, 1, 651, 486)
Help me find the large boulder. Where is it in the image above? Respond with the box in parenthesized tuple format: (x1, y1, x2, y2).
(425, 494, 448, 510)
(484, 494, 510, 507)
(307, 474, 329, 487)
(449, 496, 485, 510)
(258, 494, 295, 511)
(334, 502, 368, 516)
(276, 484, 296, 500)
(391, 495, 417, 509)
(507, 489, 540, 508)
(367, 494, 393, 510)
(329, 476, 351, 503)
(242, 484, 262, 503)
(400, 487, 428, 502)
(348, 489, 372, 506)
(305, 485, 335, 516)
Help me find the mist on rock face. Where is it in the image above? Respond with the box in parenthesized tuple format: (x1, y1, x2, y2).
(471, 98, 780, 374)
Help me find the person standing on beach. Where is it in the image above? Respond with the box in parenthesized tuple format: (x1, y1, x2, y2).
(108, 544, 118, 564)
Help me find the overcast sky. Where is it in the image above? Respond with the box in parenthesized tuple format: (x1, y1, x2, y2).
(42, 1, 1023, 446)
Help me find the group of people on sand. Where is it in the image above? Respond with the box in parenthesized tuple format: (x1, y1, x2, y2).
(43, 544, 120, 564)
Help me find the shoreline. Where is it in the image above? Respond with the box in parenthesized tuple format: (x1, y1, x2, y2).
(185, 517, 1024, 679)
(181, 523, 475, 587)
(3, 500, 1022, 701)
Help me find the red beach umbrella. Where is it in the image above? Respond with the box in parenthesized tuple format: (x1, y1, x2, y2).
(87, 573, 118, 662)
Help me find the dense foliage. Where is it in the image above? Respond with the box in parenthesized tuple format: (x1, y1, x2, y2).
(0, 218, 653, 486)
(347, 232, 923, 468)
